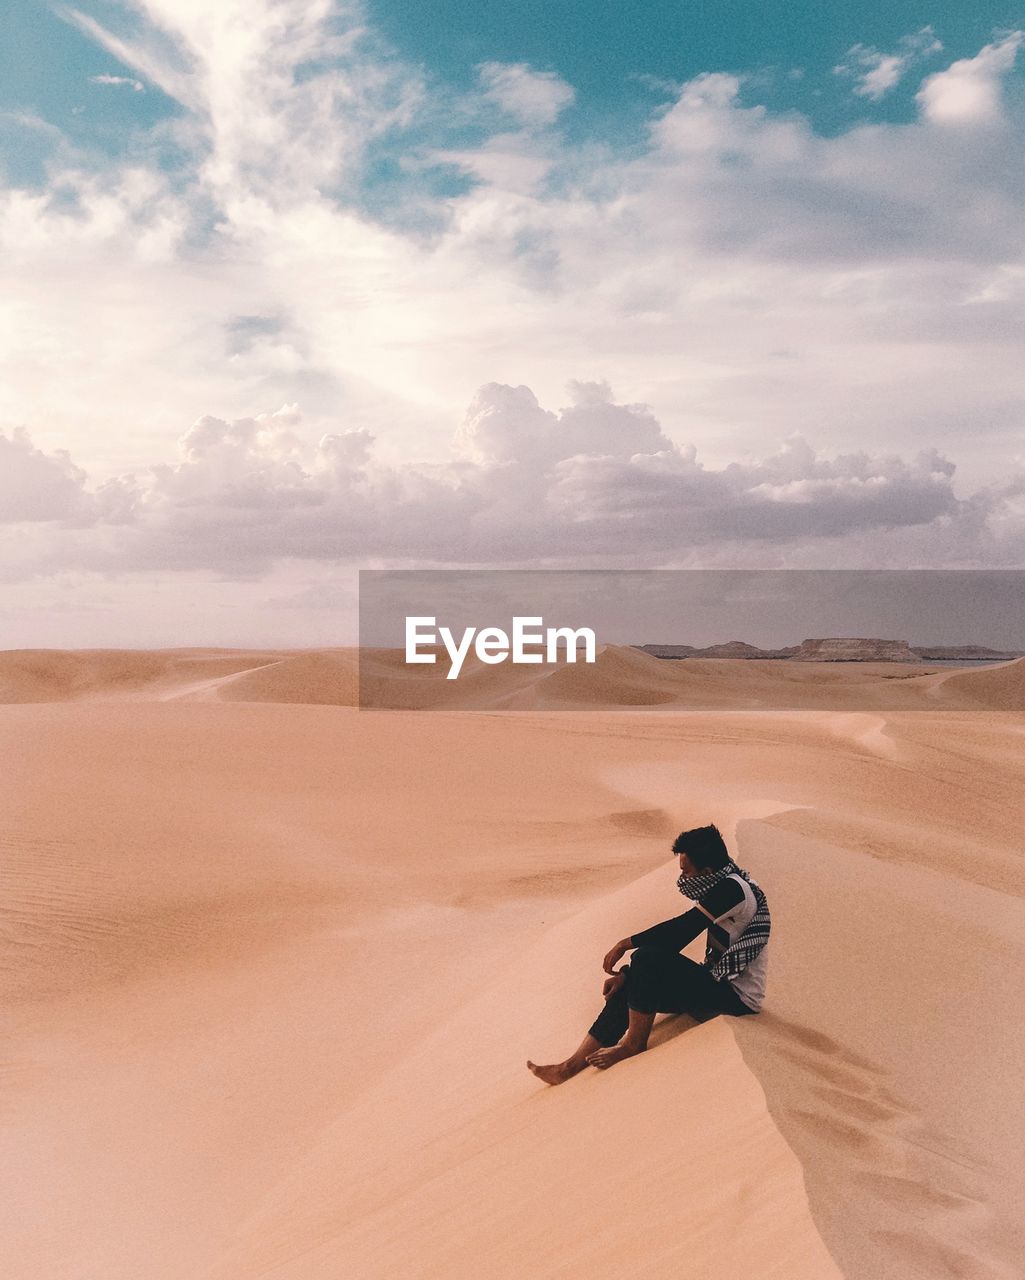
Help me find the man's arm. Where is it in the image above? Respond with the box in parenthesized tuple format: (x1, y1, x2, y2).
(602, 878, 745, 970)
(629, 905, 714, 952)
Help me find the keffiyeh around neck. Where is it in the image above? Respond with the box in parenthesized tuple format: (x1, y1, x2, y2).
(677, 862, 735, 901)
(678, 860, 771, 983)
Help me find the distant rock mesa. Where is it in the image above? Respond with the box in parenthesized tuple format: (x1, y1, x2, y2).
(792, 638, 917, 662)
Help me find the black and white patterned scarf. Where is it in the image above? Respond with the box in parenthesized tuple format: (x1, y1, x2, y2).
(677, 861, 771, 982)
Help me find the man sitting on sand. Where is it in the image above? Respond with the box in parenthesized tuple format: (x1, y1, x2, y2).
(528, 824, 770, 1085)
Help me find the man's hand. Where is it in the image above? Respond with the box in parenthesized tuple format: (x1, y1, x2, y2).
(602, 938, 632, 974)
(602, 971, 626, 1000)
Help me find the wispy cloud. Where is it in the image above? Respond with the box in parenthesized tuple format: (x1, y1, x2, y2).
(89, 73, 145, 92)
(834, 27, 942, 101)
(476, 62, 575, 128)
(62, 6, 196, 106)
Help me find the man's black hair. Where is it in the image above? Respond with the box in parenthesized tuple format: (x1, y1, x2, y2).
(672, 824, 730, 871)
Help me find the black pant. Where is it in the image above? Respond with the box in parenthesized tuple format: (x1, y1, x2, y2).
(587, 945, 755, 1047)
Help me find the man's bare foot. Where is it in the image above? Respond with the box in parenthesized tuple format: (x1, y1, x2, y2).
(585, 1041, 647, 1069)
(526, 1059, 586, 1085)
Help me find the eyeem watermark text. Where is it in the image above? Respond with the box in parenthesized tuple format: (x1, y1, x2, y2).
(406, 616, 597, 680)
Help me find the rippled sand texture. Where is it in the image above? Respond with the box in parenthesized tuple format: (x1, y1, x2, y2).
(2, 648, 1023, 1279)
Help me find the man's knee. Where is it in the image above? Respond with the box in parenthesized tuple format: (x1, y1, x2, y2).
(628, 946, 667, 992)
(626, 946, 672, 1011)
(630, 945, 663, 972)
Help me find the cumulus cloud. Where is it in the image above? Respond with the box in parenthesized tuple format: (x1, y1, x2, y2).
(455, 381, 673, 467)
(917, 33, 1022, 125)
(2, 389, 1021, 580)
(476, 62, 575, 128)
(544, 436, 963, 553)
(0, 428, 140, 528)
(834, 28, 942, 101)
(0, 428, 97, 523)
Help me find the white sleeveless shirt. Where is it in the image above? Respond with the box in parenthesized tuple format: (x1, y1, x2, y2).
(709, 873, 769, 1012)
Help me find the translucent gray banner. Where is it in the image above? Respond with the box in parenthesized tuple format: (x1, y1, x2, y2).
(357, 570, 1025, 710)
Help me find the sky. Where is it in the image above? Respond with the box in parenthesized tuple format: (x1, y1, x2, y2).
(1, 1, 1025, 645)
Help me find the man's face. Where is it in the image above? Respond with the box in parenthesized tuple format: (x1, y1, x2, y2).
(678, 851, 704, 878)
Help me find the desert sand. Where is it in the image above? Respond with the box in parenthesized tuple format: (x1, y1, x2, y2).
(2, 647, 1024, 1279)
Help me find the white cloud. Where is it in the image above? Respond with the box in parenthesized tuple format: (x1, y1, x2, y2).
(65, 7, 196, 107)
(1, 10, 1024, 618)
(835, 27, 942, 102)
(428, 135, 557, 196)
(477, 62, 575, 128)
(90, 73, 145, 92)
(455, 381, 673, 467)
(2, 390, 1021, 582)
(66, 0, 423, 202)
(0, 428, 94, 523)
(917, 33, 1022, 125)
(854, 54, 904, 101)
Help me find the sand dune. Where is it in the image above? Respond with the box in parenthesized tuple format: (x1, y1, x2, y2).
(207, 863, 843, 1280)
(3, 645, 1023, 711)
(928, 654, 1025, 708)
(212, 651, 360, 706)
(0, 648, 292, 703)
(3, 649, 1024, 1279)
